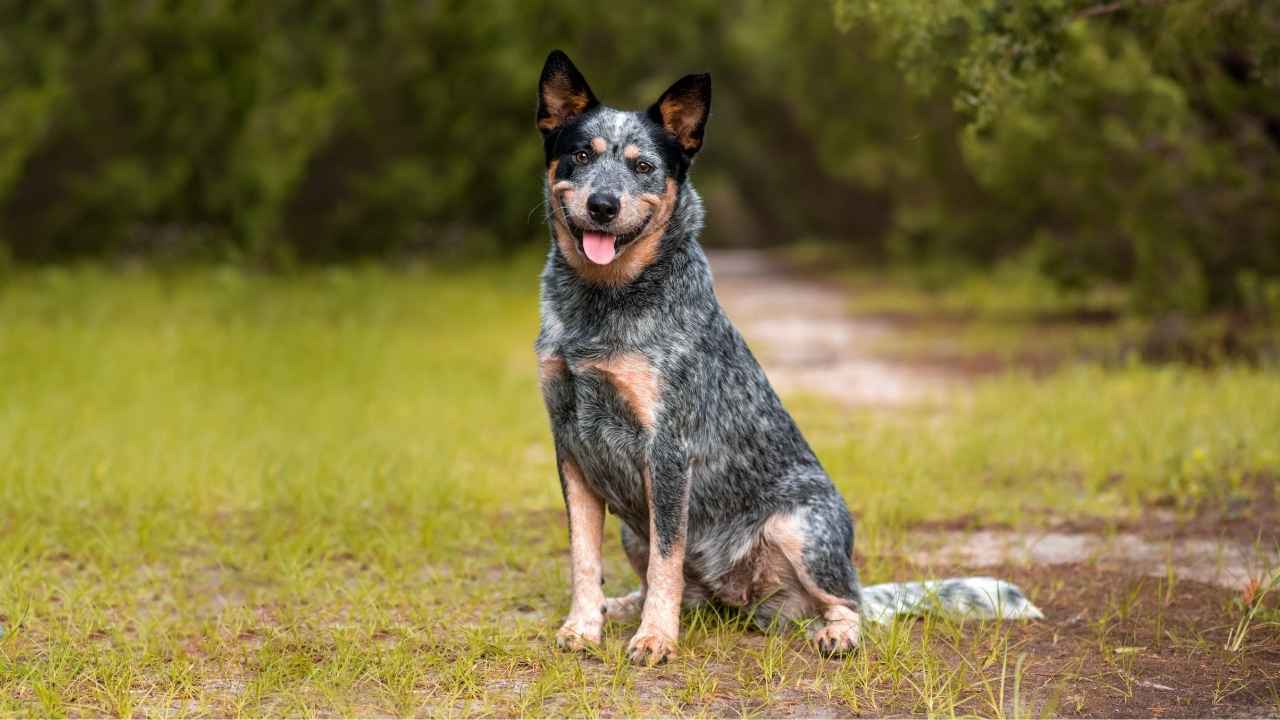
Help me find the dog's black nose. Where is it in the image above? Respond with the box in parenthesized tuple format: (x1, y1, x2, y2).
(587, 193, 620, 223)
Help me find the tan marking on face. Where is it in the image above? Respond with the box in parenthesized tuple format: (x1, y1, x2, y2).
(551, 180, 576, 210)
(579, 352, 659, 429)
(547, 158, 582, 265)
(591, 136, 607, 154)
(547, 155, 677, 287)
(632, 468, 687, 655)
(572, 177, 678, 287)
(547, 159, 585, 269)
(546, 159, 560, 190)
(557, 458, 607, 646)
(613, 187, 652, 231)
(623, 144, 640, 160)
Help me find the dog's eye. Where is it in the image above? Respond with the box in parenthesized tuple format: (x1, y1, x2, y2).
(573, 150, 591, 165)
(635, 160, 654, 174)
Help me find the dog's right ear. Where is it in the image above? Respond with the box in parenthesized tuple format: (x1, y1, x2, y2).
(537, 50, 599, 137)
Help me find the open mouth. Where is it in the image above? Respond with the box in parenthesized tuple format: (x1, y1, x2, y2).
(567, 222, 641, 265)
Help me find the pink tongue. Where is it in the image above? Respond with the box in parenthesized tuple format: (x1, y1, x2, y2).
(582, 231, 617, 264)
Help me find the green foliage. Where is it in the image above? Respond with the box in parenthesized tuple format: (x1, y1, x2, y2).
(0, 1, 542, 261)
(835, 0, 1280, 311)
(1, 1, 1277, 313)
(0, 2, 66, 239)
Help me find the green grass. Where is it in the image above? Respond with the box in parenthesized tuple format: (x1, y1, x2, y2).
(1, 262, 1277, 716)
(810, 362, 1280, 526)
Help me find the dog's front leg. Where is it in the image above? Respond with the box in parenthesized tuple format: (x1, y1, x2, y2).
(627, 438, 689, 666)
(555, 456, 606, 651)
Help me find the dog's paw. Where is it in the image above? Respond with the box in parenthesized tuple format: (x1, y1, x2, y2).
(603, 591, 644, 622)
(555, 621, 602, 652)
(813, 619, 860, 657)
(627, 630, 677, 666)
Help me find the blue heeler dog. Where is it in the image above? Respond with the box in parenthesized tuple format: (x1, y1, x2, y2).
(534, 50, 1041, 666)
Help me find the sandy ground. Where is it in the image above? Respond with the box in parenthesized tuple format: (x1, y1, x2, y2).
(710, 249, 956, 407)
(909, 530, 1277, 590)
(708, 249, 1278, 592)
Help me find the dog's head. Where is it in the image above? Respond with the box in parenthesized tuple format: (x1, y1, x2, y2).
(537, 50, 710, 286)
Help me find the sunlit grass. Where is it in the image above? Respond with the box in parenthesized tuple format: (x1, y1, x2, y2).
(806, 362, 1280, 531)
(0, 262, 1276, 715)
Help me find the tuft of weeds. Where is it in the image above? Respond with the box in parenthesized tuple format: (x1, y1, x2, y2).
(1226, 564, 1280, 652)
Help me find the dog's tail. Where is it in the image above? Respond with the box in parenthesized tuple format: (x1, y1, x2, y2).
(860, 576, 1043, 624)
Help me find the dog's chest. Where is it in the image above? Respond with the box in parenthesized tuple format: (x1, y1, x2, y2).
(539, 348, 659, 523)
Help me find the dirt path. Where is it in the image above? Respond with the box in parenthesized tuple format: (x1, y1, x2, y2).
(709, 249, 1278, 594)
(711, 249, 956, 407)
(910, 529, 1277, 589)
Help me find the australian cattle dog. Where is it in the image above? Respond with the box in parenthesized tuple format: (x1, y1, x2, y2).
(534, 50, 1041, 666)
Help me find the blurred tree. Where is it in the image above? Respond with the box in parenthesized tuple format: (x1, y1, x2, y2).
(1, 0, 1276, 313)
(835, 0, 1280, 311)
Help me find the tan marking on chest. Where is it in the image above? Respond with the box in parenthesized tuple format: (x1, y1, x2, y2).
(539, 354, 568, 388)
(579, 352, 660, 429)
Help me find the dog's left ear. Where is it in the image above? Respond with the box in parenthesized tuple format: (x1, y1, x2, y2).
(537, 50, 599, 136)
(647, 73, 712, 156)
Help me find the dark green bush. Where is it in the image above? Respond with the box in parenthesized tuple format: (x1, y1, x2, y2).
(1, 0, 1277, 314)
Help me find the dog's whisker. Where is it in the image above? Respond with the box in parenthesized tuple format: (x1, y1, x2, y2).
(527, 198, 550, 223)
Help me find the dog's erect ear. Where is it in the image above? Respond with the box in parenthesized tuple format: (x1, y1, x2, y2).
(647, 73, 711, 156)
(537, 50, 599, 136)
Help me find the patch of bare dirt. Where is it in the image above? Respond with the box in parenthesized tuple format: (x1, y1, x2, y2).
(711, 249, 959, 407)
(969, 562, 1280, 718)
(905, 473, 1280, 593)
(905, 530, 1278, 590)
(913, 475, 1280, 550)
(499, 562, 1278, 718)
(711, 249, 1098, 394)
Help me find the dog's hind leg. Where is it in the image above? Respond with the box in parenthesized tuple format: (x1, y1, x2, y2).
(759, 498, 864, 656)
(603, 590, 645, 621)
(812, 604, 862, 657)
